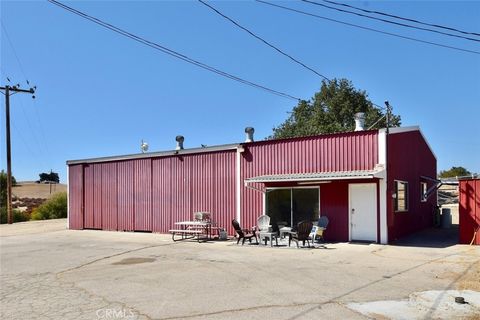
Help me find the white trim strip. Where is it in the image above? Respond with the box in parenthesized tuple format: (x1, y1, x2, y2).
(235, 147, 242, 223)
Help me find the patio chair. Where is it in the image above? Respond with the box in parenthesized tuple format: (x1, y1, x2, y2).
(256, 215, 271, 232)
(289, 220, 313, 248)
(232, 219, 258, 245)
(310, 216, 329, 243)
(259, 221, 280, 247)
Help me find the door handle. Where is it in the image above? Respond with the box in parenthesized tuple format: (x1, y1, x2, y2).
(351, 208, 355, 214)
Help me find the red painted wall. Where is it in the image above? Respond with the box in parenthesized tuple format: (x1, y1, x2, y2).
(83, 164, 95, 229)
(459, 179, 479, 245)
(134, 159, 152, 231)
(117, 161, 134, 231)
(68, 130, 379, 238)
(101, 162, 118, 231)
(319, 181, 349, 242)
(69, 150, 236, 234)
(240, 131, 379, 231)
(68, 165, 83, 230)
(387, 130, 437, 242)
(151, 152, 236, 234)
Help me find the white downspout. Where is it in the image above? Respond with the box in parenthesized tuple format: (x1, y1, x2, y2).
(378, 130, 388, 244)
(236, 146, 244, 223)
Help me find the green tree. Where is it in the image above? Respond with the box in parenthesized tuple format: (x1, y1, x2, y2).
(1, 170, 17, 206)
(271, 79, 401, 139)
(39, 171, 60, 183)
(439, 166, 471, 178)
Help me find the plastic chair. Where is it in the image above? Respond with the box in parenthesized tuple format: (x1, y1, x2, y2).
(310, 216, 329, 243)
(289, 221, 313, 248)
(232, 219, 258, 245)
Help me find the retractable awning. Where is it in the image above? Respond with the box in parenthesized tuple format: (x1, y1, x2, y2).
(245, 169, 385, 185)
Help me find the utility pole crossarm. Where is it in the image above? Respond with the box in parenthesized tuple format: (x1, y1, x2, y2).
(0, 85, 35, 93)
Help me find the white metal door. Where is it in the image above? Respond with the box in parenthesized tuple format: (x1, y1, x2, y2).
(349, 183, 377, 242)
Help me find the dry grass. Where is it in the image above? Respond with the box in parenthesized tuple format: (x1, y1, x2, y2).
(12, 182, 67, 200)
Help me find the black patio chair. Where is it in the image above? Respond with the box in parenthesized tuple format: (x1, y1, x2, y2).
(232, 219, 258, 245)
(289, 220, 313, 248)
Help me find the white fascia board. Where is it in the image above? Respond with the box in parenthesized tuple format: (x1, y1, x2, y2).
(379, 125, 420, 134)
(379, 126, 436, 160)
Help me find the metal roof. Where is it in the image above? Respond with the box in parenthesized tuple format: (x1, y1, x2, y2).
(245, 169, 385, 184)
(67, 129, 388, 166)
(66, 143, 240, 165)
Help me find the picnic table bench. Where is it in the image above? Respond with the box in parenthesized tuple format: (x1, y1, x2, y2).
(169, 229, 203, 242)
(169, 220, 217, 242)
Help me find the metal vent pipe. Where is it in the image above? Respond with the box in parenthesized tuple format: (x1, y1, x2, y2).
(354, 112, 365, 131)
(175, 135, 184, 150)
(245, 127, 255, 142)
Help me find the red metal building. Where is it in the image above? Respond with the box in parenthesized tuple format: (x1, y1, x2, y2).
(459, 178, 479, 245)
(67, 126, 436, 243)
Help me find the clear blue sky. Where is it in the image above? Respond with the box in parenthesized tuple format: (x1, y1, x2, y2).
(1, 1, 479, 183)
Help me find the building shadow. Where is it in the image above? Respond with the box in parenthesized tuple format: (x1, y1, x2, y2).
(392, 225, 459, 248)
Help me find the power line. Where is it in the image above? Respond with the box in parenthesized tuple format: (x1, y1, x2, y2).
(0, 23, 52, 169)
(0, 21, 30, 84)
(321, 0, 480, 38)
(47, 0, 301, 101)
(256, 0, 480, 55)
(198, 0, 330, 81)
(32, 98, 52, 161)
(199, 1, 392, 112)
(367, 114, 386, 130)
(301, 0, 480, 43)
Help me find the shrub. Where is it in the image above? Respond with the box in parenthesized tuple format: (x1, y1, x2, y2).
(31, 192, 67, 220)
(0, 207, 30, 224)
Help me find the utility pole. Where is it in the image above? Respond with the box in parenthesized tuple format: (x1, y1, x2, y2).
(1, 84, 36, 224)
(384, 100, 391, 134)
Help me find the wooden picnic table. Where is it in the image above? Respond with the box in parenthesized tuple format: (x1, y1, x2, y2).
(169, 221, 218, 242)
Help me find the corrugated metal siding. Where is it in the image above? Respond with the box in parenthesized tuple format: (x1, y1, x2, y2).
(387, 131, 436, 242)
(68, 164, 83, 230)
(68, 131, 379, 236)
(189, 152, 236, 234)
(241, 131, 378, 230)
(83, 164, 95, 229)
(213, 151, 236, 234)
(101, 162, 118, 231)
(134, 159, 152, 231)
(170, 156, 192, 226)
(151, 151, 236, 234)
(117, 161, 134, 231)
(152, 157, 172, 233)
(93, 163, 103, 229)
(459, 179, 479, 245)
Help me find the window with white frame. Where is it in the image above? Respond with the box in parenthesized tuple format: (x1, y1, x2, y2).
(394, 180, 409, 212)
(420, 181, 427, 202)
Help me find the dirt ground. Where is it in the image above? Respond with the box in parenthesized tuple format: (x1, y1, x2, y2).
(457, 261, 480, 291)
(12, 182, 67, 199)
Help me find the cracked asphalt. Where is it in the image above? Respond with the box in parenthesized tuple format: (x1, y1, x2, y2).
(1, 219, 479, 320)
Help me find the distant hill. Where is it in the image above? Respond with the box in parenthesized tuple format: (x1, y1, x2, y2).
(13, 182, 67, 200)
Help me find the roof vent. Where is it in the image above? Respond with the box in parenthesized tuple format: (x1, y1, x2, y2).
(354, 112, 365, 131)
(245, 127, 255, 143)
(175, 135, 184, 150)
